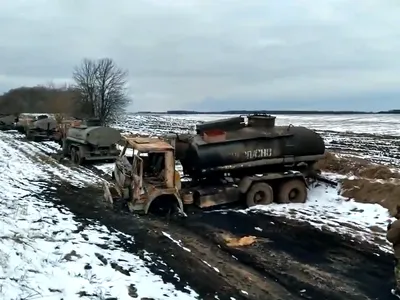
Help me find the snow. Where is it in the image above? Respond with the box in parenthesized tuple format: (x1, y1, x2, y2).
(0, 131, 199, 300)
(243, 175, 393, 252)
(162, 231, 192, 253)
(127, 113, 400, 136)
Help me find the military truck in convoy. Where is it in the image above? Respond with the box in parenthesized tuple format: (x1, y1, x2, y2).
(60, 118, 122, 165)
(103, 114, 327, 215)
(0, 114, 18, 131)
(19, 114, 58, 141)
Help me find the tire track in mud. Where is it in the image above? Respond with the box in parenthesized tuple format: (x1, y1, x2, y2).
(44, 183, 286, 300)
(1, 132, 269, 299)
(2, 130, 397, 299)
(179, 211, 395, 300)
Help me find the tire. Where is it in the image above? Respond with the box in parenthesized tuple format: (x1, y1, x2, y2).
(26, 130, 33, 140)
(277, 179, 307, 204)
(71, 148, 77, 164)
(76, 146, 85, 165)
(62, 140, 69, 156)
(245, 182, 274, 207)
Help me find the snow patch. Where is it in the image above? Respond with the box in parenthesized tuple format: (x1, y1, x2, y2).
(0, 131, 199, 300)
(246, 179, 392, 252)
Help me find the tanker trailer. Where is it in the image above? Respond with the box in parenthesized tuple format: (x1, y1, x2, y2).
(105, 116, 328, 215)
(24, 115, 57, 141)
(62, 119, 121, 165)
(174, 114, 325, 179)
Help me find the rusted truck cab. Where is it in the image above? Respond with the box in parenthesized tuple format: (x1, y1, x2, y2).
(103, 136, 184, 215)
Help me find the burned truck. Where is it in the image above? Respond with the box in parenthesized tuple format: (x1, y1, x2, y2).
(0, 114, 18, 131)
(23, 115, 58, 141)
(103, 114, 327, 215)
(61, 118, 121, 165)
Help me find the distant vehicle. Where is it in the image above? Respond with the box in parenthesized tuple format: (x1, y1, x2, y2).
(17, 114, 58, 141)
(60, 118, 122, 165)
(103, 114, 331, 216)
(0, 114, 18, 131)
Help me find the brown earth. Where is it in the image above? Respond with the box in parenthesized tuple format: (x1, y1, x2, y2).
(317, 151, 400, 214)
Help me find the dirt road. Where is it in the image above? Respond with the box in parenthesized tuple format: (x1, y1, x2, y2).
(43, 180, 395, 300)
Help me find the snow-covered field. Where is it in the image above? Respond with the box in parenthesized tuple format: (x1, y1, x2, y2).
(1, 113, 400, 298)
(0, 131, 198, 300)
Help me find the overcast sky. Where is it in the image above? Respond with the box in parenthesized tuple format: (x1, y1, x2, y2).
(1, 0, 399, 112)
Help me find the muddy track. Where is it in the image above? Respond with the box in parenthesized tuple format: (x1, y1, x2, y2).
(3, 131, 397, 299)
(179, 211, 395, 300)
(45, 183, 282, 300)
(42, 180, 396, 300)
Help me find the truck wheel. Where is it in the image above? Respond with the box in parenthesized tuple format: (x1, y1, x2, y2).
(277, 179, 307, 204)
(26, 131, 32, 140)
(76, 146, 85, 165)
(246, 182, 273, 207)
(71, 148, 78, 164)
(75, 151, 83, 165)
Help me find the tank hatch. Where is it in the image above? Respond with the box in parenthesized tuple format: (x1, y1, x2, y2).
(196, 116, 245, 134)
(202, 129, 227, 143)
(247, 114, 276, 128)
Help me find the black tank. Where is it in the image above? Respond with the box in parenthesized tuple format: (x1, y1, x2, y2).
(175, 114, 325, 176)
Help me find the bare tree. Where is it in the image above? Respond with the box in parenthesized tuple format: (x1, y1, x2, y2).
(72, 58, 130, 125)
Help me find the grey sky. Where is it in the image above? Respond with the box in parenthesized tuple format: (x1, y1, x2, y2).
(1, 0, 400, 111)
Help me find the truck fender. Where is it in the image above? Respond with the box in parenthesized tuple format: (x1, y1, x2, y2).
(238, 176, 253, 193)
(143, 191, 184, 215)
(299, 174, 309, 188)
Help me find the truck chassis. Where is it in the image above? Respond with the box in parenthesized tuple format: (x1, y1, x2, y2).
(103, 136, 331, 216)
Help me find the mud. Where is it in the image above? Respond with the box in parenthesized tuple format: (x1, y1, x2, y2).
(39, 179, 396, 300)
(341, 178, 400, 212)
(316, 152, 400, 180)
(316, 152, 400, 210)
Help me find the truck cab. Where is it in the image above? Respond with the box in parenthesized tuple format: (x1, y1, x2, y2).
(104, 136, 185, 215)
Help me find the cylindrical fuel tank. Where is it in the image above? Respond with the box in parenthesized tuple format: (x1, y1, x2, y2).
(32, 117, 57, 131)
(67, 126, 121, 147)
(178, 125, 325, 172)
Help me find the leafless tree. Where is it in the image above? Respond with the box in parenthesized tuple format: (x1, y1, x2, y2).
(72, 58, 131, 125)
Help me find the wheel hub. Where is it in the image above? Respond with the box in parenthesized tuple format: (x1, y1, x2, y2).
(254, 191, 265, 203)
(289, 189, 299, 200)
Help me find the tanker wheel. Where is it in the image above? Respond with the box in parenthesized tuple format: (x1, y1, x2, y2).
(277, 179, 307, 204)
(76, 146, 85, 165)
(73, 149, 84, 165)
(26, 130, 33, 140)
(70, 148, 78, 164)
(246, 182, 274, 207)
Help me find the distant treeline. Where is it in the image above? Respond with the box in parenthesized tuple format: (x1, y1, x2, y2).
(136, 109, 400, 115)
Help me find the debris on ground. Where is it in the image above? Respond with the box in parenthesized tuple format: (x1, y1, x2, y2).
(223, 235, 257, 247)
